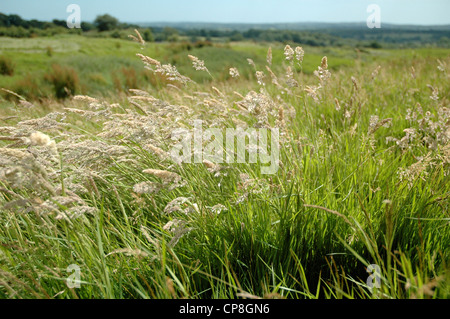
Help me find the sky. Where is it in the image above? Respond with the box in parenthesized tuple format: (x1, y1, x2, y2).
(1, 0, 449, 25)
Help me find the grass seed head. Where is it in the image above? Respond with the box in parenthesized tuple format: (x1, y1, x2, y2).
(229, 67, 240, 78)
(267, 47, 272, 65)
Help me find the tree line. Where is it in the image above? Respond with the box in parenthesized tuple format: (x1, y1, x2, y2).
(0, 12, 448, 48)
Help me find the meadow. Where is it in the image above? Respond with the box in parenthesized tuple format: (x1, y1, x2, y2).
(0, 33, 449, 299)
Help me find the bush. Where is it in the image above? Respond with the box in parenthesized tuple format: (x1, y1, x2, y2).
(111, 30, 121, 38)
(44, 64, 79, 99)
(10, 75, 43, 100)
(46, 46, 54, 57)
(0, 56, 15, 76)
(121, 67, 137, 90)
(94, 14, 119, 32)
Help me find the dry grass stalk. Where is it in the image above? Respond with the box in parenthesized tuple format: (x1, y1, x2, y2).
(267, 47, 272, 65)
(128, 29, 145, 46)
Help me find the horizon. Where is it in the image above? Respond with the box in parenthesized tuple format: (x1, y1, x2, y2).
(134, 21, 450, 27)
(1, 0, 449, 26)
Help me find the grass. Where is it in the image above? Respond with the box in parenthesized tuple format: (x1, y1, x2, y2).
(0, 35, 449, 299)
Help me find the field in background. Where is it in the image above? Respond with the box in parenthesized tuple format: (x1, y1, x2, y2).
(0, 34, 449, 299)
(2, 35, 448, 103)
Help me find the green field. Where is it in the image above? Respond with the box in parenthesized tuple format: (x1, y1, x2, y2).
(0, 34, 449, 299)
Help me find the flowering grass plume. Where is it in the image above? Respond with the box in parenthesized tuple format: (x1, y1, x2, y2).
(188, 54, 213, 78)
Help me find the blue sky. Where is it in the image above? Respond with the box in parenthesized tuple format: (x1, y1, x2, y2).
(1, 0, 449, 25)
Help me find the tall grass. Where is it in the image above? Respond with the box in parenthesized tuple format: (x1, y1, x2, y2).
(0, 56, 15, 76)
(0, 41, 448, 299)
(44, 64, 79, 99)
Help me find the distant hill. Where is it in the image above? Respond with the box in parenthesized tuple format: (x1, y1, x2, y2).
(137, 21, 450, 32)
(137, 21, 450, 48)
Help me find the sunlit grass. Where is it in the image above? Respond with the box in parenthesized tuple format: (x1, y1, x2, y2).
(0, 36, 449, 299)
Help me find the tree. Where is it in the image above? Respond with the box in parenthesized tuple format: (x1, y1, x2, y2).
(229, 31, 243, 42)
(52, 19, 67, 27)
(143, 29, 154, 42)
(162, 27, 178, 41)
(94, 14, 119, 32)
(81, 22, 95, 31)
(368, 41, 382, 49)
(8, 14, 25, 27)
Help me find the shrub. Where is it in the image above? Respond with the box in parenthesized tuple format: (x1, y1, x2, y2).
(10, 75, 44, 100)
(46, 46, 54, 57)
(0, 55, 15, 76)
(111, 30, 121, 38)
(44, 64, 79, 99)
(121, 67, 137, 90)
